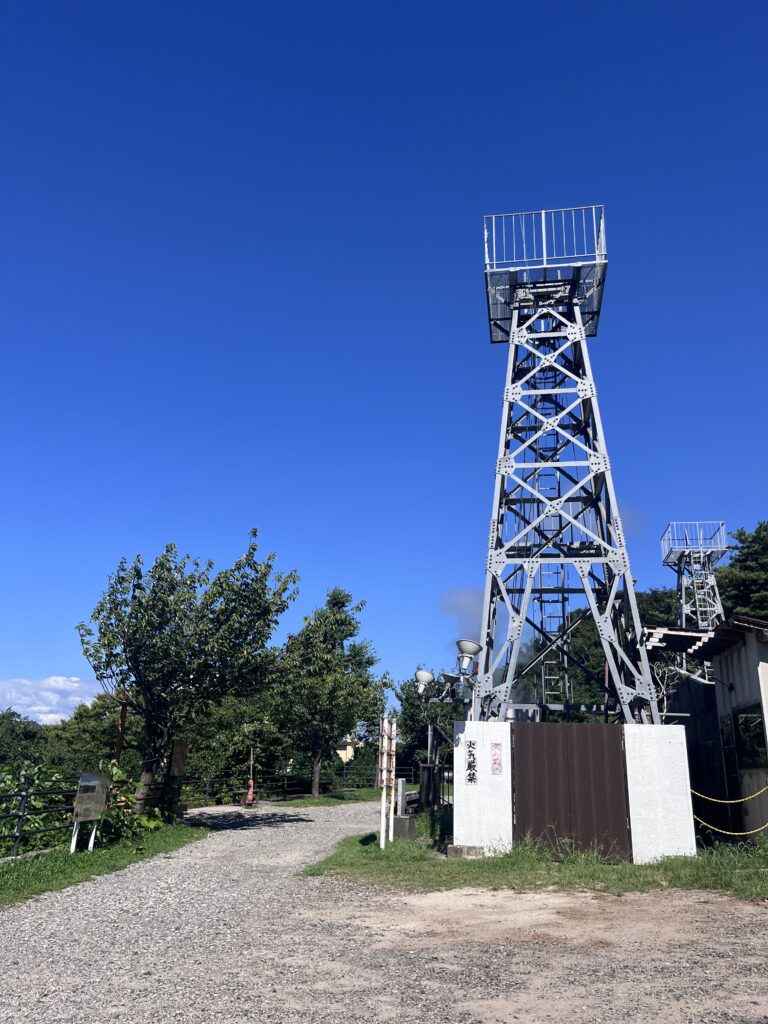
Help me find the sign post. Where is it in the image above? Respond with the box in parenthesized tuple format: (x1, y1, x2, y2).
(378, 716, 397, 849)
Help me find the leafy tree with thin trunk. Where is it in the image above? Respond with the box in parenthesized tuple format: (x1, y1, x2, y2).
(182, 692, 288, 783)
(77, 531, 297, 810)
(275, 588, 386, 796)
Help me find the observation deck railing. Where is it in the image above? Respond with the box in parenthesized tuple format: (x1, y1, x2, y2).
(661, 521, 728, 566)
(484, 205, 606, 272)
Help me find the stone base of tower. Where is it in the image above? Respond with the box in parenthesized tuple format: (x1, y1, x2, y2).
(452, 721, 696, 864)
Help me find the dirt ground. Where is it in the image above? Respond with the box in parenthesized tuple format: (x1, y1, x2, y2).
(1, 803, 766, 1024)
(352, 886, 768, 1023)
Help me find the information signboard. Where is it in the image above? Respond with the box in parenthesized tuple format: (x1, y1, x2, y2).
(73, 771, 110, 823)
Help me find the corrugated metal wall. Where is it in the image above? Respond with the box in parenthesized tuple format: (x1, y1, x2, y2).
(513, 723, 631, 858)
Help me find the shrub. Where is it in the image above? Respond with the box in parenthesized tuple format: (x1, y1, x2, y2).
(94, 760, 162, 846)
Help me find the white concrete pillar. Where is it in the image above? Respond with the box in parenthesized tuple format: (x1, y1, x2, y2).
(453, 721, 513, 853)
(624, 724, 696, 864)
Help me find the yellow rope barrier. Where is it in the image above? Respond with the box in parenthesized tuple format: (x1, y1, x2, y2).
(690, 785, 768, 804)
(693, 814, 768, 837)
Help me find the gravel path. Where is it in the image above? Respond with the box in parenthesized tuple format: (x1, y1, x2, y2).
(0, 802, 766, 1024)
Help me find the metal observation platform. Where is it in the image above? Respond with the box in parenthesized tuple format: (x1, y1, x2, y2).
(474, 205, 658, 724)
(661, 522, 728, 568)
(484, 206, 607, 339)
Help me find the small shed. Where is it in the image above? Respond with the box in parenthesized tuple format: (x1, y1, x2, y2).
(645, 615, 768, 837)
(697, 616, 768, 836)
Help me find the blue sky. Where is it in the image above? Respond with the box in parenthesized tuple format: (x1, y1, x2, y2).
(1, 2, 766, 721)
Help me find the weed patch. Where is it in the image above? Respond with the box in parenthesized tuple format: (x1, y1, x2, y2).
(305, 833, 768, 901)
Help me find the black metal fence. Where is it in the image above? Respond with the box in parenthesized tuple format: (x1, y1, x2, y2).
(418, 765, 453, 810)
(0, 776, 79, 858)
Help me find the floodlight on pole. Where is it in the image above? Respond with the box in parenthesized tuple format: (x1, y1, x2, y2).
(415, 669, 435, 696)
(456, 639, 482, 675)
(438, 671, 470, 704)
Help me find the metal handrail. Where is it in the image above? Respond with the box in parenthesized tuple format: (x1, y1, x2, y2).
(0, 785, 78, 799)
(661, 521, 727, 565)
(178, 766, 417, 804)
(484, 205, 606, 271)
(1, 766, 420, 853)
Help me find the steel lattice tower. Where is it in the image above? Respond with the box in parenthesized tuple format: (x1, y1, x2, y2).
(473, 207, 658, 724)
(661, 522, 727, 630)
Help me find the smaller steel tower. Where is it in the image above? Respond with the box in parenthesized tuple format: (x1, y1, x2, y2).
(661, 522, 727, 630)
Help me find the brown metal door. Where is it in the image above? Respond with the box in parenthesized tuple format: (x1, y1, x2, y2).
(513, 721, 571, 846)
(513, 722, 630, 858)
(567, 725, 630, 858)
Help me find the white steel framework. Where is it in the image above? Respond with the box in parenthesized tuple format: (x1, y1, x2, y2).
(473, 206, 658, 724)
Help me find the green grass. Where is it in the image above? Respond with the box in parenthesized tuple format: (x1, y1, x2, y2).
(0, 824, 209, 909)
(304, 832, 768, 902)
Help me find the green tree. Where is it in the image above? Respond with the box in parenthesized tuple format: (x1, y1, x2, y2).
(395, 677, 463, 768)
(44, 694, 145, 780)
(77, 531, 297, 809)
(0, 709, 46, 774)
(716, 521, 768, 619)
(275, 588, 387, 796)
(182, 693, 288, 783)
(636, 586, 678, 627)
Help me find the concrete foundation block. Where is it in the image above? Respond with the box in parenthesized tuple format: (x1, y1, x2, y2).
(446, 844, 485, 859)
(624, 724, 696, 864)
(392, 814, 416, 841)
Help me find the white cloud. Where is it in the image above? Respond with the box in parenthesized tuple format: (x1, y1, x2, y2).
(38, 676, 84, 692)
(0, 676, 98, 724)
(36, 713, 71, 726)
